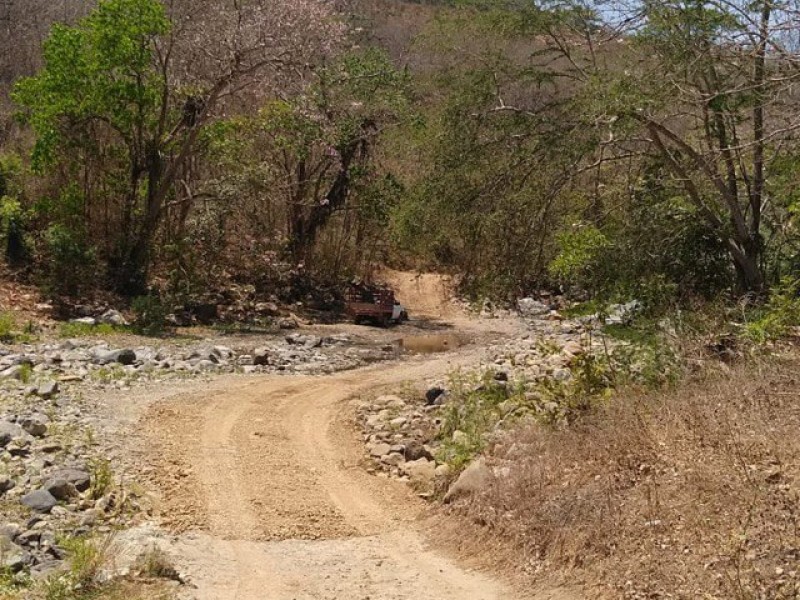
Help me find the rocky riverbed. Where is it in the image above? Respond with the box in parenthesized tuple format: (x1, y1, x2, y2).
(355, 304, 614, 498)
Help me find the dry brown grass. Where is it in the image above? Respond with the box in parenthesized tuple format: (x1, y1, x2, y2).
(441, 357, 800, 599)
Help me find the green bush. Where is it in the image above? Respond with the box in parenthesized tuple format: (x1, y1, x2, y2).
(549, 224, 611, 288)
(43, 222, 96, 296)
(744, 277, 800, 343)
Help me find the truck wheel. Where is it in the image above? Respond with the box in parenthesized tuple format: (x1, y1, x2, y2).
(354, 315, 364, 325)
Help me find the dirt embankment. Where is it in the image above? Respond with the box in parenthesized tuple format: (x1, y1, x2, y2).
(438, 360, 800, 599)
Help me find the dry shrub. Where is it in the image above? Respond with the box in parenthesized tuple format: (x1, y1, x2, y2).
(444, 358, 800, 599)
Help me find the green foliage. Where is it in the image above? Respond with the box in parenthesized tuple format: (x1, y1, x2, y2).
(131, 295, 169, 336)
(549, 225, 610, 285)
(437, 371, 521, 471)
(0, 154, 29, 265)
(89, 458, 113, 500)
(13, 0, 169, 171)
(744, 278, 800, 343)
(436, 332, 683, 470)
(58, 322, 122, 338)
(0, 313, 16, 343)
(18, 364, 33, 385)
(40, 536, 105, 600)
(43, 222, 96, 296)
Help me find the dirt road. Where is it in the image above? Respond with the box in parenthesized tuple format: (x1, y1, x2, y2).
(145, 349, 537, 600)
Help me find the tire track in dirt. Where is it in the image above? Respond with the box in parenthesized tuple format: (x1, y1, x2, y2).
(144, 352, 538, 599)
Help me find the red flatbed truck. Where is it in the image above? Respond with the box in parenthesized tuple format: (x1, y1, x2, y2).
(345, 284, 408, 326)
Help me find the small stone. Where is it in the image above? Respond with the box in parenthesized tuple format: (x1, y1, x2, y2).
(0, 536, 30, 572)
(451, 430, 468, 445)
(389, 417, 407, 428)
(0, 477, 15, 495)
(70, 317, 96, 326)
(49, 469, 91, 493)
(253, 349, 271, 366)
(35, 381, 59, 399)
(0, 422, 24, 447)
(93, 348, 136, 366)
(44, 478, 78, 501)
(21, 490, 57, 513)
(99, 309, 128, 327)
(400, 458, 436, 486)
(381, 453, 404, 467)
(369, 443, 392, 458)
(20, 414, 48, 438)
(425, 387, 445, 406)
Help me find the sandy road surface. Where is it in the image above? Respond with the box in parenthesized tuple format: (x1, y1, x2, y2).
(144, 348, 548, 600)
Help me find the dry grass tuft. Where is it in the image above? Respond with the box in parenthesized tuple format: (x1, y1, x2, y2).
(442, 357, 800, 599)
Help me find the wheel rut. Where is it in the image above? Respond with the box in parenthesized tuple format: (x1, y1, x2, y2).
(145, 357, 533, 599)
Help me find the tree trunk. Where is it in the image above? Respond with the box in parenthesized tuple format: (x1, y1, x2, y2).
(729, 237, 764, 294)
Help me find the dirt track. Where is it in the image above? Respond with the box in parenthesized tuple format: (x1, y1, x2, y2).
(140, 274, 563, 599)
(146, 351, 538, 599)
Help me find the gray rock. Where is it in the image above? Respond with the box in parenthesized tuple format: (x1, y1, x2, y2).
(0, 365, 23, 380)
(381, 452, 404, 467)
(49, 468, 90, 492)
(35, 380, 59, 399)
(0, 477, 15, 495)
(369, 443, 392, 458)
(98, 309, 128, 327)
(443, 457, 494, 503)
(255, 302, 279, 316)
(70, 317, 97, 326)
(93, 348, 136, 366)
(0, 536, 30, 572)
(44, 478, 78, 501)
(517, 298, 550, 318)
(286, 334, 322, 348)
(0, 422, 24, 447)
(20, 414, 48, 437)
(401, 458, 436, 487)
(278, 317, 299, 330)
(253, 349, 271, 366)
(21, 490, 57, 513)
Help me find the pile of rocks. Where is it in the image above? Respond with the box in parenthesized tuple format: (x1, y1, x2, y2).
(356, 393, 446, 495)
(0, 382, 122, 576)
(357, 306, 613, 496)
(0, 333, 393, 390)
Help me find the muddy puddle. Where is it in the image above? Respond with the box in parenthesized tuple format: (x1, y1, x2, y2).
(397, 334, 463, 354)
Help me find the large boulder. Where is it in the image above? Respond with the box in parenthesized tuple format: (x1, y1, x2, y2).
(443, 457, 494, 503)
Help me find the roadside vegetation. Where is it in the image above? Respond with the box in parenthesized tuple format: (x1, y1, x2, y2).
(440, 358, 800, 599)
(0, 535, 176, 600)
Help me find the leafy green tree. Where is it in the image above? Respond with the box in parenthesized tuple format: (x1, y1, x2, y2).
(535, 0, 800, 293)
(13, 0, 171, 293)
(13, 0, 343, 295)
